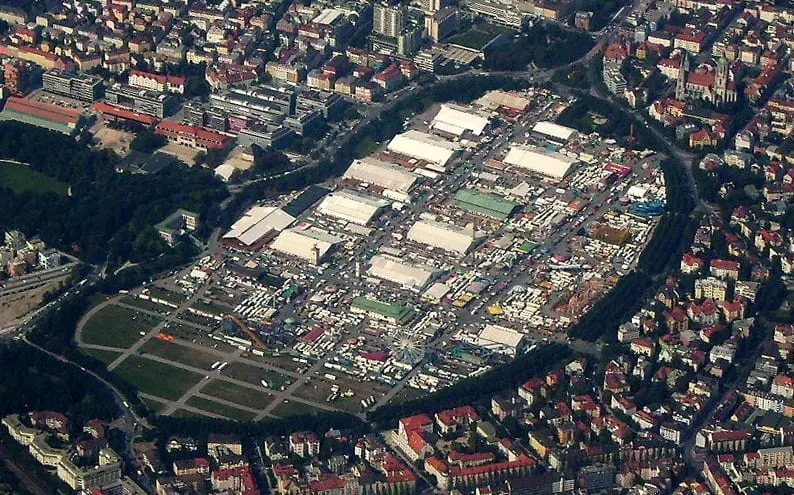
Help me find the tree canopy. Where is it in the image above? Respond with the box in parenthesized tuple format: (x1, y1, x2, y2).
(0, 122, 227, 266)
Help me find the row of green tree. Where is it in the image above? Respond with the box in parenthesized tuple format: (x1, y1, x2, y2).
(636, 213, 696, 275)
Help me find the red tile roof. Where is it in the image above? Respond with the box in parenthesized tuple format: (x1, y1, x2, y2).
(93, 102, 158, 125)
(5, 96, 81, 125)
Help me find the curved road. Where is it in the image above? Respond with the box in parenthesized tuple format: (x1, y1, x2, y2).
(21, 335, 151, 431)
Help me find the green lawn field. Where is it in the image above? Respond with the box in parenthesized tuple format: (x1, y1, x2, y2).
(202, 379, 273, 410)
(222, 362, 292, 390)
(0, 160, 68, 195)
(186, 396, 256, 421)
(81, 348, 121, 366)
(113, 356, 202, 401)
(271, 400, 325, 418)
(81, 305, 161, 348)
(141, 339, 218, 370)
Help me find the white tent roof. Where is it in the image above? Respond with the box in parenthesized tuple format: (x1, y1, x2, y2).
(407, 220, 474, 255)
(474, 90, 530, 111)
(223, 206, 295, 247)
(316, 190, 388, 225)
(477, 324, 525, 354)
(503, 146, 578, 180)
(532, 121, 577, 142)
(368, 254, 436, 289)
(422, 282, 450, 301)
(431, 104, 490, 136)
(387, 130, 459, 168)
(214, 163, 237, 182)
(270, 225, 342, 263)
(343, 158, 419, 193)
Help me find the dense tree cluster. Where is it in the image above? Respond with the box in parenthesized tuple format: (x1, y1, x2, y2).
(552, 64, 589, 89)
(693, 165, 764, 205)
(636, 213, 695, 275)
(484, 24, 594, 71)
(129, 130, 167, 153)
(153, 410, 368, 441)
(568, 272, 652, 342)
(0, 344, 117, 426)
(0, 458, 33, 495)
(0, 122, 227, 266)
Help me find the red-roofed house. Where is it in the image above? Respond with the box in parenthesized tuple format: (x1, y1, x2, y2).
(288, 432, 320, 458)
(211, 465, 259, 495)
(154, 121, 232, 150)
(373, 64, 405, 92)
(129, 69, 186, 94)
(710, 259, 740, 280)
(518, 378, 547, 407)
(681, 252, 704, 274)
(173, 457, 210, 476)
(772, 375, 794, 399)
(93, 102, 158, 126)
(435, 406, 480, 434)
(675, 30, 707, 53)
(396, 414, 433, 461)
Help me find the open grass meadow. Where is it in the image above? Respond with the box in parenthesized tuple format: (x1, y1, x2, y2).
(113, 355, 202, 401)
(81, 305, 161, 348)
(0, 160, 69, 195)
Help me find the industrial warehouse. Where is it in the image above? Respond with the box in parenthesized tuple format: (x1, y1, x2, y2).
(368, 254, 437, 290)
(270, 225, 343, 264)
(531, 121, 578, 144)
(222, 206, 296, 251)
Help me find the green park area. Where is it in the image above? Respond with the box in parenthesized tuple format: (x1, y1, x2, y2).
(202, 379, 273, 410)
(173, 408, 211, 419)
(113, 355, 201, 401)
(271, 400, 325, 418)
(222, 362, 292, 390)
(82, 348, 121, 366)
(186, 396, 256, 421)
(142, 396, 167, 413)
(81, 305, 162, 348)
(0, 160, 69, 195)
(141, 339, 218, 370)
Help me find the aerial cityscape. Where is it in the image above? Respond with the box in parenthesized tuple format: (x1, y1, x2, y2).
(0, 0, 792, 494)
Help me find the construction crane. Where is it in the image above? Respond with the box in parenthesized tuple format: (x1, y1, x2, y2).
(226, 314, 267, 350)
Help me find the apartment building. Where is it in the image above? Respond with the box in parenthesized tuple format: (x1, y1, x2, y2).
(42, 69, 104, 101)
